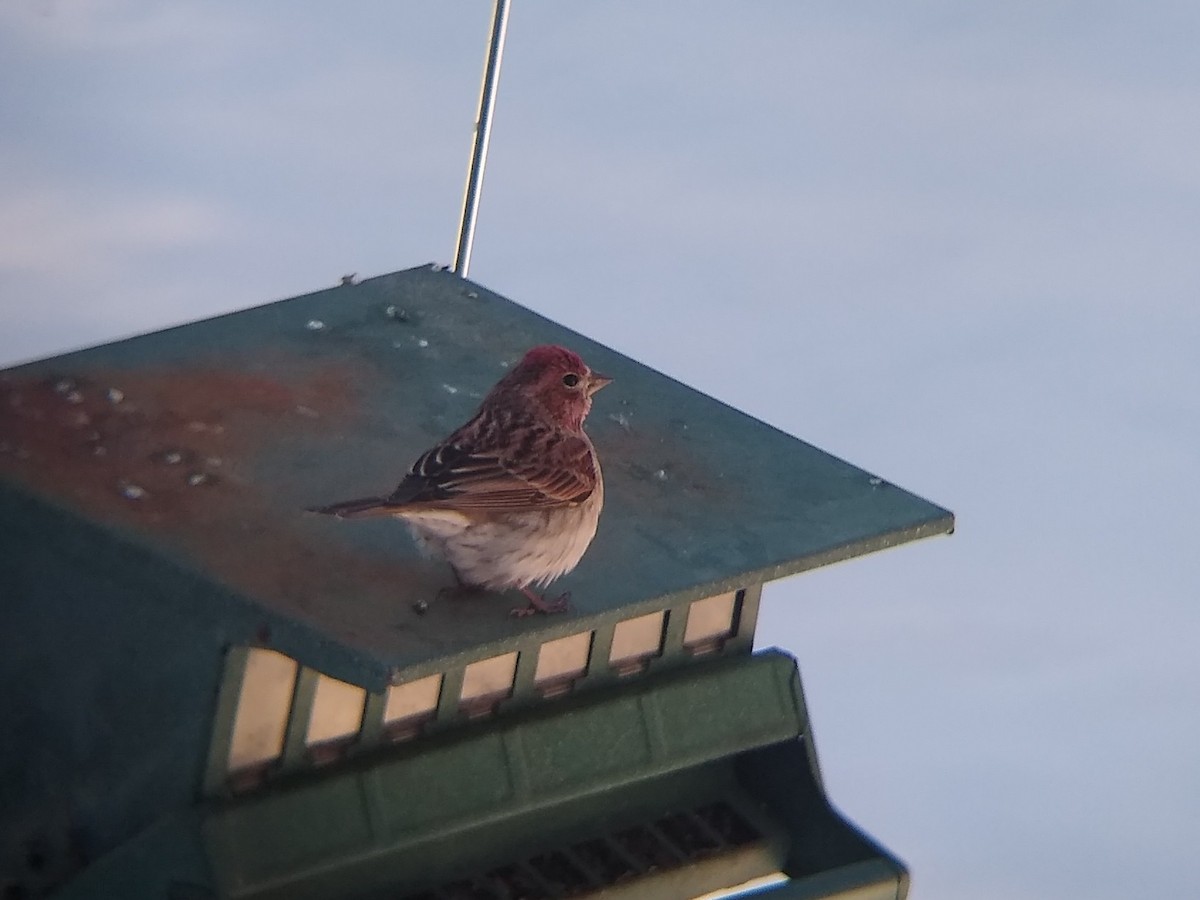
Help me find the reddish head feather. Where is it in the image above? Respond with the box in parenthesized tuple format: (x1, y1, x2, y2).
(485, 345, 598, 431)
(517, 345, 586, 373)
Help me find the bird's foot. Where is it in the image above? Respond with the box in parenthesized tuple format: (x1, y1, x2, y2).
(510, 588, 571, 618)
(422, 581, 484, 614)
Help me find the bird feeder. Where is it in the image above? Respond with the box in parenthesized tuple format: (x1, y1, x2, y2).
(0, 265, 953, 899)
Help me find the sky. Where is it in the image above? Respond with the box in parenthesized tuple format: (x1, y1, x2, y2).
(3, 2, 1199, 897)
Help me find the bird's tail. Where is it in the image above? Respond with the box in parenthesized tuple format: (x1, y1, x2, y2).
(306, 496, 397, 519)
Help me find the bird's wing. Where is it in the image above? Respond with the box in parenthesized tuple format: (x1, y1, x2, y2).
(390, 428, 597, 512)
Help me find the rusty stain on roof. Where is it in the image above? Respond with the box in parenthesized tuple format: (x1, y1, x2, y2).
(1, 365, 354, 525)
(0, 359, 504, 669)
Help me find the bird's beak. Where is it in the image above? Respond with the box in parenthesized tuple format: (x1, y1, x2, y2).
(586, 372, 613, 396)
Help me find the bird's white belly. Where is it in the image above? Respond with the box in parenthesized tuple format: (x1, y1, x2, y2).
(397, 489, 601, 592)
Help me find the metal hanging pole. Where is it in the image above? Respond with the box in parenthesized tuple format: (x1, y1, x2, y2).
(453, 0, 511, 278)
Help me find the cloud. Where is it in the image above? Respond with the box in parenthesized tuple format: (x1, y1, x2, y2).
(0, 0, 252, 54)
(0, 179, 245, 364)
(0, 183, 231, 276)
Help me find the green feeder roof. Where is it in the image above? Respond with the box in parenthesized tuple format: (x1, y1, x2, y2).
(0, 265, 952, 690)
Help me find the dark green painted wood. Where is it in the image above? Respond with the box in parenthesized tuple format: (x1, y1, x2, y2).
(203, 647, 250, 794)
(1, 265, 952, 693)
(356, 691, 388, 748)
(279, 669, 320, 774)
(729, 583, 764, 653)
(0, 497, 226, 898)
(755, 859, 907, 899)
(2, 266, 941, 898)
(51, 651, 907, 900)
(203, 651, 805, 899)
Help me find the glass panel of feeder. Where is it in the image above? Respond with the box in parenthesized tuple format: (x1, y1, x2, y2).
(609, 610, 666, 667)
(384, 673, 443, 724)
(460, 651, 519, 703)
(305, 672, 366, 746)
(534, 631, 593, 685)
(227, 648, 298, 772)
(683, 591, 738, 650)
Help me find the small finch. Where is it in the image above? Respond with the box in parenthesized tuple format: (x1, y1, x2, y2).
(309, 345, 611, 616)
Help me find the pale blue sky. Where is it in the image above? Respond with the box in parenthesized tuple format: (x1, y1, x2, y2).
(3, 3, 1199, 897)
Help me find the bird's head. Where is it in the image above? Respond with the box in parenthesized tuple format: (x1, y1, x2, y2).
(503, 345, 611, 430)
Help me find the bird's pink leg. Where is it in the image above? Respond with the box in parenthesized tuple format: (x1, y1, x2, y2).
(511, 587, 571, 617)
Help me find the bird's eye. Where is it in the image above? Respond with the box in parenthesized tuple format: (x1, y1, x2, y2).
(561, 373, 581, 388)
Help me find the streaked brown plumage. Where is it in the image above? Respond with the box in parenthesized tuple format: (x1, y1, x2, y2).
(309, 345, 610, 615)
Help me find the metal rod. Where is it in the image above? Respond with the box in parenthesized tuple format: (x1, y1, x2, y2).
(453, 0, 511, 277)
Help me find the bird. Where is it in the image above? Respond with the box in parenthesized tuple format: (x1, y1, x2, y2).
(309, 345, 611, 617)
